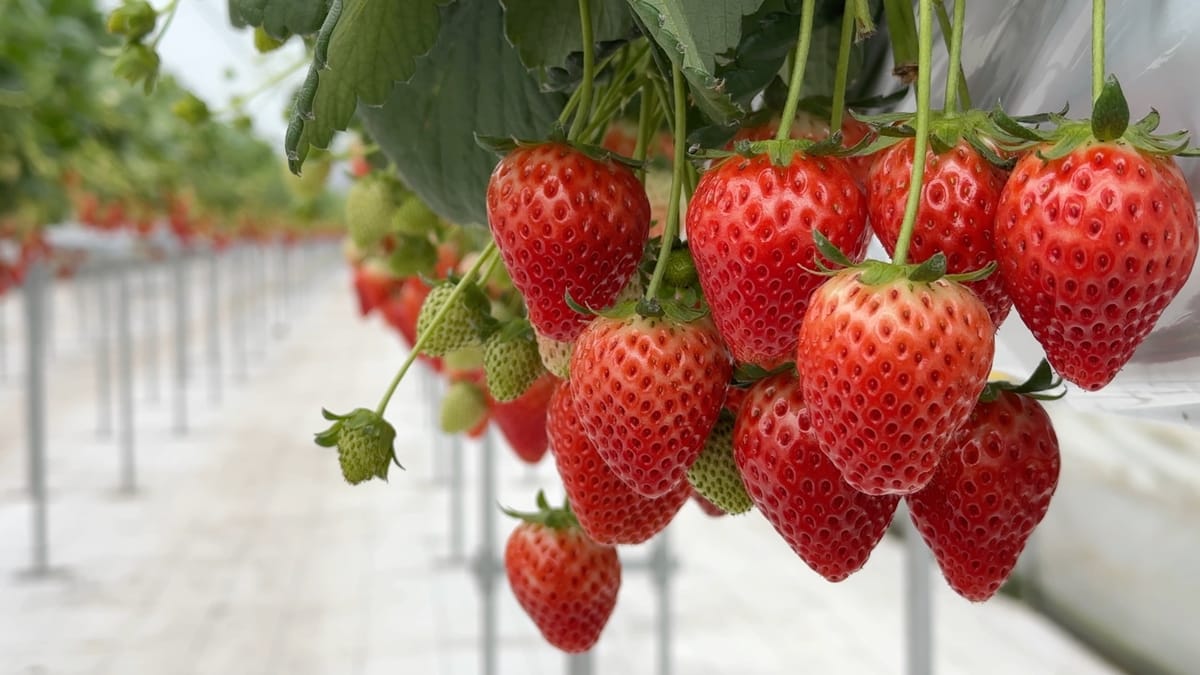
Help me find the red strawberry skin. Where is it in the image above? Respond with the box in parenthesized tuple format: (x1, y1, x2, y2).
(492, 374, 558, 465)
(548, 384, 689, 545)
(734, 373, 899, 581)
(907, 391, 1060, 601)
(688, 152, 869, 367)
(869, 139, 1012, 327)
(570, 314, 731, 498)
(351, 264, 397, 317)
(486, 143, 650, 342)
(796, 271, 995, 495)
(690, 488, 727, 517)
(994, 144, 1198, 390)
(505, 521, 620, 653)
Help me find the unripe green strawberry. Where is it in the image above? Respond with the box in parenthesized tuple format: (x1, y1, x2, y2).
(443, 346, 485, 373)
(440, 381, 489, 434)
(536, 331, 573, 379)
(387, 234, 437, 277)
(664, 248, 698, 288)
(484, 320, 545, 402)
(314, 408, 399, 485)
(686, 414, 752, 515)
(345, 173, 404, 249)
(107, 0, 157, 41)
(416, 281, 494, 356)
(392, 196, 441, 236)
(253, 26, 284, 53)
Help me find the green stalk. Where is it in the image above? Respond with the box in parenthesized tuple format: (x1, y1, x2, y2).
(632, 86, 654, 179)
(567, 0, 596, 141)
(891, 0, 934, 266)
(883, 0, 919, 83)
(374, 242, 498, 416)
(1092, 0, 1105, 104)
(829, 0, 857, 131)
(942, 0, 966, 114)
(852, 0, 876, 38)
(643, 63, 687, 302)
(775, 0, 818, 142)
(150, 0, 181, 50)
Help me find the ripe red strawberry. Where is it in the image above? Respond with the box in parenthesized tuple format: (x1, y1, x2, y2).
(869, 139, 1013, 327)
(729, 111, 875, 185)
(491, 373, 558, 465)
(994, 143, 1198, 390)
(690, 489, 727, 517)
(570, 313, 731, 497)
(734, 372, 899, 581)
(688, 152, 869, 367)
(907, 390, 1060, 601)
(504, 493, 620, 653)
(796, 268, 995, 495)
(548, 384, 688, 545)
(486, 142, 650, 342)
(351, 261, 397, 317)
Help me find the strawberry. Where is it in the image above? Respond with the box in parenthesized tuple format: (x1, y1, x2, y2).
(504, 492, 620, 653)
(415, 281, 495, 356)
(868, 138, 1012, 327)
(685, 413, 753, 515)
(486, 142, 650, 342)
(351, 261, 397, 317)
(440, 380, 489, 434)
(994, 143, 1197, 390)
(314, 408, 401, 484)
(536, 330, 573, 379)
(380, 277, 427, 347)
(729, 111, 875, 185)
(345, 172, 405, 248)
(570, 313, 731, 498)
(734, 372, 899, 581)
(483, 319, 545, 402)
(907, 387, 1060, 601)
(491, 373, 557, 465)
(687, 151, 869, 368)
(548, 384, 688, 545)
(795, 267, 995, 495)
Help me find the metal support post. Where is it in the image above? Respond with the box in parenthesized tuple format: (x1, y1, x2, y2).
(116, 269, 136, 493)
(206, 251, 221, 403)
(652, 530, 674, 675)
(95, 274, 112, 438)
(74, 273, 88, 346)
(22, 262, 49, 575)
(172, 251, 188, 435)
(567, 653, 595, 675)
(142, 265, 159, 402)
(472, 431, 499, 675)
(449, 433, 464, 562)
(231, 247, 247, 382)
(426, 369, 447, 484)
(43, 268, 54, 360)
(276, 245, 290, 335)
(0, 291, 7, 383)
(904, 511, 934, 675)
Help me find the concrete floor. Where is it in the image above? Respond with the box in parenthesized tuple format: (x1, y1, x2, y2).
(0, 255, 1119, 675)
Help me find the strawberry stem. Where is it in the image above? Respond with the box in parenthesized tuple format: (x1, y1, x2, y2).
(568, 0, 596, 141)
(149, 0, 180, 50)
(941, 0, 966, 114)
(1092, 0, 1105, 104)
(633, 84, 654, 176)
(374, 242, 499, 417)
(775, 0, 817, 142)
(890, 0, 934, 267)
(644, 63, 687, 304)
(829, 0, 857, 131)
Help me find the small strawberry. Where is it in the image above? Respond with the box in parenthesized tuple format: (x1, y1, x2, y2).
(536, 331, 573, 379)
(907, 367, 1062, 601)
(415, 281, 495, 356)
(391, 195, 441, 236)
(503, 492, 620, 654)
(687, 150, 869, 368)
(486, 142, 650, 342)
(314, 408, 401, 484)
(351, 261, 397, 317)
(796, 262, 995, 495)
(548, 384, 688, 545)
(571, 312, 731, 498)
(440, 380, 489, 434)
(685, 413, 753, 515)
(734, 373, 899, 581)
(484, 319, 545, 402)
(345, 172, 405, 248)
(492, 373, 558, 465)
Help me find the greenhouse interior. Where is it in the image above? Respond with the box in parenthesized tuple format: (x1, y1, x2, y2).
(2, 0, 1198, 673)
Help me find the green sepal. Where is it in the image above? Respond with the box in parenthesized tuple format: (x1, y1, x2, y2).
(500, 490, 579, 530)
(654, 298, 707, 324)
(732, 362, 795, 386)
(813, 230, 855, 269)
(943, 260, 997, 284)
(979, 359, 1066, 403)
(908, 253, 947, 282)
(473, 133, 644, 170)
(1091, 75, 1130, 142)
(474, 134, 521, 155)
(313, 408, 345, 447)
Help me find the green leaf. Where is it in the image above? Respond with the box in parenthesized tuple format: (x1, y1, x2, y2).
(502, 0, 634, 72)
(227, 0, 331, 39)
(288, 0, 448, 172)
(358, 1, 566, 226)
(625, 0, 767, 125)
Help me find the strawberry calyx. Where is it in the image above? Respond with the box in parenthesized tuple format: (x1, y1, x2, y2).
(851, 107, 1027, 170)
(474, 133, 645, 170)
(501, 490, 581, 531)
(812, 230, 996, 286)
(979, 359, 1066, 403)
(732, 361, 796, 387)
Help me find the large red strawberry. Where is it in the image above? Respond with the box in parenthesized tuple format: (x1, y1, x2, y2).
(907, 388, 1060, 601)
(486, 142, 650, 342)
(796, 267, 995, 495)
(688, 151, 869, 368)
(351, 261, 397, 317)
(504, 492, 620, 653)
(994, 143, 1197, 390)
(548, 384, 689, 545)
(869, 138, 1013, 327)
(491, 373, 558, 465)
(734, 372, 899, 581)
(570, 313, 731, 498)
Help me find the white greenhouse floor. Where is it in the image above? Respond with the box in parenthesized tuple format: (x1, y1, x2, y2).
(0, 259, 1119, 675)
